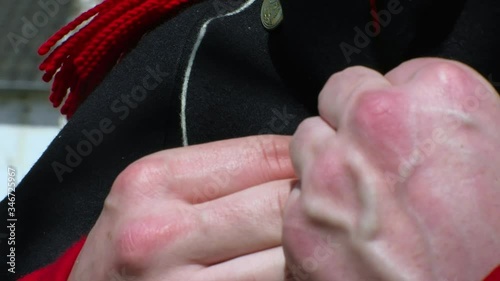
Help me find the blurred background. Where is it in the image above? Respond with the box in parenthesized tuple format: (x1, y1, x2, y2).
(0, 0, 100, 199)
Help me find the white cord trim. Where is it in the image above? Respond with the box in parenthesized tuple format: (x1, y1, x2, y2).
(180, 0, 257, 146)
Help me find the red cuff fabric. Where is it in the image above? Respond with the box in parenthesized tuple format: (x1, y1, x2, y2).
(485, 265, 500, 281)
(17, 237, 86, 281)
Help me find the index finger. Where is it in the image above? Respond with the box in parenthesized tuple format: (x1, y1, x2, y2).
(114, 135, 296, 204)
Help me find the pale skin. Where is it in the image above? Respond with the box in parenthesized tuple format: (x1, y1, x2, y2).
(68, 58, 500, 281)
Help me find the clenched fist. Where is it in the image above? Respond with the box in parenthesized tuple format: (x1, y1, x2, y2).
(284, 58, 500, 281)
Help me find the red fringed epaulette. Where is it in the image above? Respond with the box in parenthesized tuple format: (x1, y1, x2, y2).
(39, 0, 193, 118)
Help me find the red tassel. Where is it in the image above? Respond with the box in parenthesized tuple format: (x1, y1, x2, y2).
(39, 0, 193, 118)
(40, 0, 378, 118)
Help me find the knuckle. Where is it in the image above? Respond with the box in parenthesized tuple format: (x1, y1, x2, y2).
(324, 71, 343, 89)
(425, 61, 467, 84)
(293, 117, 321, 141)
(114, 212, 194, 267)
(338, 65, 376, 78)
(115, 219, 158, 269)
(291, 117, 330, 157)
(325, 66, 375, 87)
(423, 61, 472, 100)
(111, 158, 170, 200)
(351, 90, 405, 132)
(344, 65, 379, 76)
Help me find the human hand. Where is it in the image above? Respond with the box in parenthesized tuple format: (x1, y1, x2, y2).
(284, 58, 500, 281)
(68, 135, 296, 281)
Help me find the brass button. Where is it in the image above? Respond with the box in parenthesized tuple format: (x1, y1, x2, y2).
(261, 0, 284, 30)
